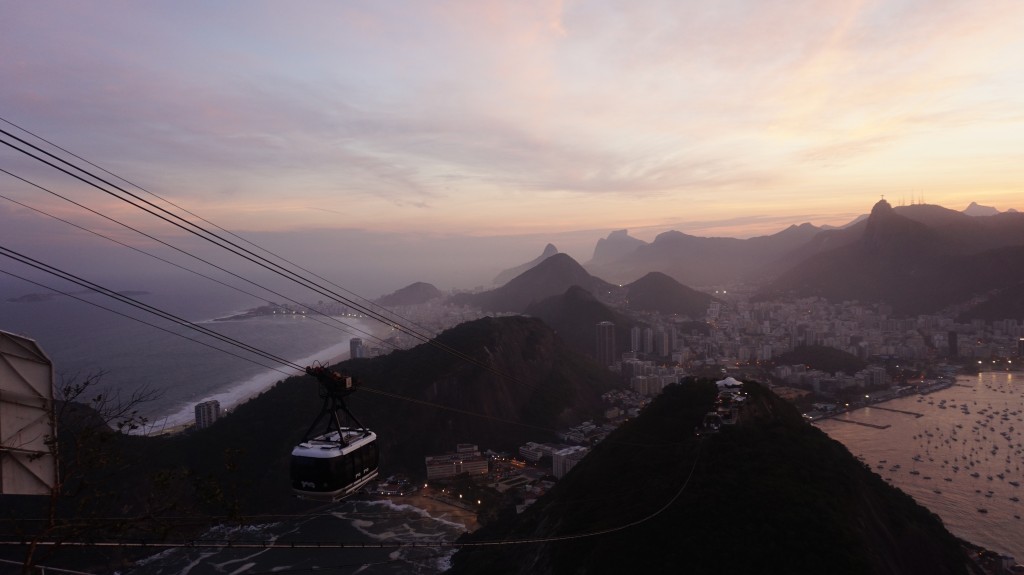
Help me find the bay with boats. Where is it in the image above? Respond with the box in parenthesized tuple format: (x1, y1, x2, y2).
(815, 371, 1023, 562)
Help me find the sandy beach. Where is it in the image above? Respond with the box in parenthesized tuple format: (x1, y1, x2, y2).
(391, 491, 480, 532)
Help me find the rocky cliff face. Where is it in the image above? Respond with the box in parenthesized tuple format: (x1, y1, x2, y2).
(589, 229, 647, 265)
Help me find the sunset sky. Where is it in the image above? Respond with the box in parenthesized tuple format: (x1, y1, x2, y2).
(3, 0, 1024, 244)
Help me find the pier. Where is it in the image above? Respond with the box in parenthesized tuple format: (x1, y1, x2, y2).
(830, 419, 891, 430)
(870, 406, 924, 418)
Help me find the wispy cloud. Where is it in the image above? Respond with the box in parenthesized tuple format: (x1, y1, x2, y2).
(2, 0, 1023, 237)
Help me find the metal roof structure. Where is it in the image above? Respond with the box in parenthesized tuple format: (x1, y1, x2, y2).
(0, 329, 57, 495)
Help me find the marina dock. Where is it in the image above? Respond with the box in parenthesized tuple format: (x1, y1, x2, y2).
(830, 419, 891, 430)
(870, 406, 924, 418)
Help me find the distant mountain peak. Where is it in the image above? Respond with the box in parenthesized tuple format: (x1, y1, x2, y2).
(625, 272, 714, 317)
(963, 201, 1000, 217)
(862, 198, 912, 253)
(493, 244, 560, 285)
(871, 198, 894, 216)
(375, 282, 442, 306)
(528, 252, 583, 274)
(455, 253, 615, 313)
(589, 229, 646, 265)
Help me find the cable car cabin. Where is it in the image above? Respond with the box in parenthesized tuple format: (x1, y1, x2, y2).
(291, 428, 379, 501)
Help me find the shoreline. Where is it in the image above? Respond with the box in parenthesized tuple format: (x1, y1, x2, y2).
(147, 317, 389, 434)
(389, 491, 480, 533)
(806, 377, 959, 424)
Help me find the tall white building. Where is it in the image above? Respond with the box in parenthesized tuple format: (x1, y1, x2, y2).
(194, 399, 221, 429)
(643, 327, 654, 354)
(350, 337, 365, 359)
(595, 321, 616, 368)
(553, 446, 588, 479)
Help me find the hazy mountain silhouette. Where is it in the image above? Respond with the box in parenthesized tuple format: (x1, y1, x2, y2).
(588, 229, 647, 265)
(895, 204, 1024, 253)
(963, 201, 1000, 216)
(766, 203, 1024, 282)
(452, 253, 618, 313)
(494, 244, 559, 285)
(448, 380, 969, 575)
(624, 271, 715, 318)
(375, 281, 442, 306)
(759, 200, 1024, 316)
(585, 223, 822, 286)
(580, 202, 1024, 291)
(525, 285, 639, 360)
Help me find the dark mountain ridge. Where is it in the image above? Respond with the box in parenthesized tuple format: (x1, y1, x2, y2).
(451, 253, 618, 313)
(759, 200, 1024, 316)
(588, 229, 647, 265)
(581, 202, 1024, 291)
(493, 244, 560, 285)
(375, 281, 443, 306)
(448, 380, 970, 575)
(346, 316, 618, 476)
(623, 271, 716, 318)
(585, 223, 823, 286)
(524, 285, 639, 360)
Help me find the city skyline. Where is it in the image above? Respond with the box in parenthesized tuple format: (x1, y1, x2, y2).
(3, 1, 1024, 245)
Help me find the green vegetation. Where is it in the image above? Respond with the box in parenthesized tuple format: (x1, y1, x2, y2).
(775, 344, 867, 375)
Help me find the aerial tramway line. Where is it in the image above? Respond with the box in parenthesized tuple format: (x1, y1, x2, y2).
(291, 364, 379, 501)
(0, 118, 705, 558)
(0, 246, 381, 502)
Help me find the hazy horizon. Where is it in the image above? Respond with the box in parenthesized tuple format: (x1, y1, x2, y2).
(0, 196, 1015, 302)
(4, 2, 1024, 245)
(4, 1, 1024, 303)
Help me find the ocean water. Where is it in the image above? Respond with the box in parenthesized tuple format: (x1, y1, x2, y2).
(816, 372, 1024, 561)
(121, 500, 466, 575)
(0, 284, 379, 429)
